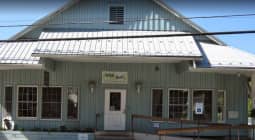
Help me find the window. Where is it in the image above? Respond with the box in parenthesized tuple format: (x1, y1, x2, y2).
(169, 89, 189, 119)
(109, 6, 124, 24)
(5, 87, 13, 116)
(110, 92, 121, 111)
(67, 88, 79, 120)
(17, 87, 37, 118)
(217, 91, 226, 122)
(193, 90, 212, 121)
(152, 89, 163, 117)
(42, 87, 62, 119)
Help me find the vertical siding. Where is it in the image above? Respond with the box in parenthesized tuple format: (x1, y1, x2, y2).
(0, 62, 248, 134)
(21, 0, 211, 43)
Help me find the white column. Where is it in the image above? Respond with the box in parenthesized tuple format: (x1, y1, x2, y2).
(251, 74, 255, 109)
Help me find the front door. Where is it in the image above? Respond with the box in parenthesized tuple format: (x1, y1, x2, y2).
(104, 89, 126, 130)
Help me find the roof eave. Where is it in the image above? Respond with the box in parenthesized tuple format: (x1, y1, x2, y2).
(9, 0, 79, 40)
(0, 64, 43, 70)
(153, 0, 226, 46)
(190, 66, 255, 72)
(32, 53, 202, 63)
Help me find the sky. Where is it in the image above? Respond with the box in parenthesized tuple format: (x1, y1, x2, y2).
(0, 0, 254, 54)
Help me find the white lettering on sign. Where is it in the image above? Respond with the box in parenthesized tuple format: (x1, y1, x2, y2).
(78, 134, 88, 140)
(195, 103, 204, 115)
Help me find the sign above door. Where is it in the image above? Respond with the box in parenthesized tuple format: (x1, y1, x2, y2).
(102, 71, 128, 84)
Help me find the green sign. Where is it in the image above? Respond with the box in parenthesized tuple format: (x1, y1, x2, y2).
(102, 71, 128, 84)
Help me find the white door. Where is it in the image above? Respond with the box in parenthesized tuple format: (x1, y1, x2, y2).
(104, 89, 126, 130)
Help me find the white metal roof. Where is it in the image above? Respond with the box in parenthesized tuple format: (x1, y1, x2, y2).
(33, 31, 202, 58)
(197, 42, 255, 69)
(0, 42, 40, 64)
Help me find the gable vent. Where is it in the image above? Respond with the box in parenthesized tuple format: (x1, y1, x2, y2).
(109, 6, 124, 24)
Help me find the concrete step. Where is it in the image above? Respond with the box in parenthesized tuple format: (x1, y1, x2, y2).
(95, 131, 134, 140)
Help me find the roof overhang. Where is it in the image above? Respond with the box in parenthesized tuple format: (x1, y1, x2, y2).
(32, 31, 203, 59)
(189, 67, 255, 77)
(197, 42, 255, 69)
(0, 64, 43, 70)
(9, 0, 79, 40)
(34, 55, 201, 63)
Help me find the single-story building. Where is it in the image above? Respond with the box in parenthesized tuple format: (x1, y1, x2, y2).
(0, 0, 255, 139)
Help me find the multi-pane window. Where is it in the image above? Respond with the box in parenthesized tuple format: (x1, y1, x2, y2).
(169, 89, 189, 119)
(217, 91, 226, 122)
(17, 87, 37, 118)
(5, 87, 13, 116)
(109, 6, 124, 24)
(193, 90, 212, 121)
(42, 87, 62, 119)
(67, 88, 79, 120)
(152, 89, 163, 117)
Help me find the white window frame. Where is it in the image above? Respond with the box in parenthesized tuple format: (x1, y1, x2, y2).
(216, 90, 227, 123)
(67, 87, 80, 121)
(4, 85, 13, 117)
(16, 85, 39, 120)
(40, 86, 63, 121)
(192, 89, 214, 122)
(168, 88, 190, 120)
(151, 88, 163, 118)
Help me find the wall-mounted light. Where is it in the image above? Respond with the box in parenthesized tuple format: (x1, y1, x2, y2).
(88, 80, 96, 93)
(135, 81, 142, 94)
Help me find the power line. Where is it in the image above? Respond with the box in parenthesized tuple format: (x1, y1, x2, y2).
(183, 13, 255, 19)
(0, 13, 255, 28)
(1, 30, 255, 43)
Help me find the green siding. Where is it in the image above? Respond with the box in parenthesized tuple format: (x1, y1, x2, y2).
(0, 62, 248, 134)
(21, 0, 213, 43)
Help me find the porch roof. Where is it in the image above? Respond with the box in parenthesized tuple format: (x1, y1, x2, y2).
(0, 42, 40, 64)
(32, 31, 202, 58)
(197, 42, 255, 69)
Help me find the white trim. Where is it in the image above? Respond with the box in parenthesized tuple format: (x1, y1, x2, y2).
(104, 89, 127, 130)
(192, 89, 214, 121)
(216, 90, 227, 123)
(0, 64, 43, 70)
(168, 88, 189, 120)
(32, 55, 201, 64)
(40, 86, 63, 121)
(151, 88, 164, 119)
(10, 0, 79, 40)
(189, 67, 255, 73)
(66, 87, 80, 121)
(16, 85, 39, 120)
(3, 86, 13, 118)
(152, 0, 225, 46)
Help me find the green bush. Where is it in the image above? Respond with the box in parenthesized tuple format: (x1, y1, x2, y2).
(248, 98, 253, 117)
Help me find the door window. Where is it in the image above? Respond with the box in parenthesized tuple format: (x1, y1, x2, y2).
(110, 92, 121, 111)
(193, 90, 212, 121)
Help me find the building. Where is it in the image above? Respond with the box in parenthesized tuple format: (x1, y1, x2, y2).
(0, 0, 255, 139)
